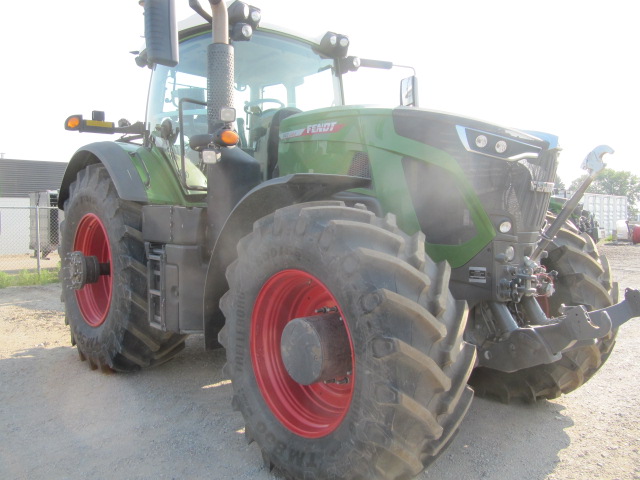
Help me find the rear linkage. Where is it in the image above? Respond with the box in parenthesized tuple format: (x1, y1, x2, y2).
(478, 145, 640, 373)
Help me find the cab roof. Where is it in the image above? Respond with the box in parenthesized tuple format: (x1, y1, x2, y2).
(177, 13, 327, 47)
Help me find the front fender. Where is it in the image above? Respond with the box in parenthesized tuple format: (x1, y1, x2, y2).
(202, 173, 370, 348)
(58, 142, 148, 208)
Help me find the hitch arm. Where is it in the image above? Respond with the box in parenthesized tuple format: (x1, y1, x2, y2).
(477, 288, 640, 373)
(592, 288, 640, 330)
(540, 288, 640, 351)
(532, 145, 613, 261)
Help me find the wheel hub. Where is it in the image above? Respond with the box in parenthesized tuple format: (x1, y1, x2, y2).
(280, 312, 352, 385)
(72, 212, 113, 327)
(251, 269, 355, 438)
(68, 251, 110, 290)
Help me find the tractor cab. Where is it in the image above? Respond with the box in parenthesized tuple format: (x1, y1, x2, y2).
(145, 17, 414, 182)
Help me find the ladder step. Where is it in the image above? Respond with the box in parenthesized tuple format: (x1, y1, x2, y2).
(147, 243, 166, 331)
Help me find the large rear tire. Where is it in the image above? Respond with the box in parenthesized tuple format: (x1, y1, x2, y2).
(219, 202, 476, 480)
(469, 222, 616, 403)
(60, 163, 186, 372)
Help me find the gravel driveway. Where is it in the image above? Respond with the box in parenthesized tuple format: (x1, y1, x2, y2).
(1, 244, 639, 480)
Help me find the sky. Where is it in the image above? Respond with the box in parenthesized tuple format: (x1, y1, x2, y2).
(0, 0, 638, 185)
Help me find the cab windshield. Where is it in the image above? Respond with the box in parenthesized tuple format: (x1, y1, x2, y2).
(147, 29, 337, 152)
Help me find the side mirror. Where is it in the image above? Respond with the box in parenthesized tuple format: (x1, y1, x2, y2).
(400, 76, 419, 107)
(144, 0, 179, 67)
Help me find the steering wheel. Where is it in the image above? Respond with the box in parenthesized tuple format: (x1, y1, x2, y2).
(244, 98, 285, 114)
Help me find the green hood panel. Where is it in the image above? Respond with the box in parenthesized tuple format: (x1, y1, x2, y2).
(277, 106, 496, 268)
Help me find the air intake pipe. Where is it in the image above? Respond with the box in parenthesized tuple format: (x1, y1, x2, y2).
(205, 0, 260, 251)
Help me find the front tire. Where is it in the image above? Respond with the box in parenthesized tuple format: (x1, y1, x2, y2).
(60, 163, 186, 372)
(220, 202, 475, 480)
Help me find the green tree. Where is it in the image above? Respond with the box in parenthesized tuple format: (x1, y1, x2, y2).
(569, 168, 640, 214)
(554, 176, 566, 192)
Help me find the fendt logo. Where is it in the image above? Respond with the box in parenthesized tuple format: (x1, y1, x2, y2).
(280, 122, 345, 140)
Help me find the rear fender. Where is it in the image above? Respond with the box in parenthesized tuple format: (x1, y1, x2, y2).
(203, 173, 370, 348)
(58, 142, 148, 208)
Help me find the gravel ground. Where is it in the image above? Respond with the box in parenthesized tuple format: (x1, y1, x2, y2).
(1, 243, 639, 480)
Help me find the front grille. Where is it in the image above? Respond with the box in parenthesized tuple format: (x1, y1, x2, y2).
(391, 107, 559, 236)
(457, 150, 558, 233)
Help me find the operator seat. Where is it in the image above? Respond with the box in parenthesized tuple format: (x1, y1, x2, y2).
(251, 107, 301, 180)
(265, 107, 301, 179)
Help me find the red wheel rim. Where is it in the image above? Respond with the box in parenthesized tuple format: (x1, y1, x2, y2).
(251, 269, 355, 438)
(73, 213, 112, 327)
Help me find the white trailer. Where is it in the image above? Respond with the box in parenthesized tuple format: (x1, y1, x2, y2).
(581, 193, 628, 238)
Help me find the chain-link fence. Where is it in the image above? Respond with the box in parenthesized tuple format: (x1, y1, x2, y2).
(0, 201, 63, 277)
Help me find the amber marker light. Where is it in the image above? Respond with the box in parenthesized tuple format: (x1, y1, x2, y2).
(220, 130, 239, 146)
(65, 115, 82, 130)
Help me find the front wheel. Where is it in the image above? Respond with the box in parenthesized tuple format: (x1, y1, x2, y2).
(219, 202, 475, 480)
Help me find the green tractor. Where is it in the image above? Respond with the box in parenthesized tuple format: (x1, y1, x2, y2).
(59, 1, 640, 479)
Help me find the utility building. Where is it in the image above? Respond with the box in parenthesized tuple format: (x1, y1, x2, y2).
(0, 159, 67, 255)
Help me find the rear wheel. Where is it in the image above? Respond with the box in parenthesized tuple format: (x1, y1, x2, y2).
(60, 163, 186, 372)
(469, 222, 616, 403)
(219, 202, 475, 479)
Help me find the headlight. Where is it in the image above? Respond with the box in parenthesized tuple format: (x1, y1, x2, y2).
(495, 140, 508, 154)
(475, 135, 488, 148)
(504, 245, 515, 261)
(499, 220, 512, 233)
(456, 125, 542, 161)
(318, 31, 350, 58)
